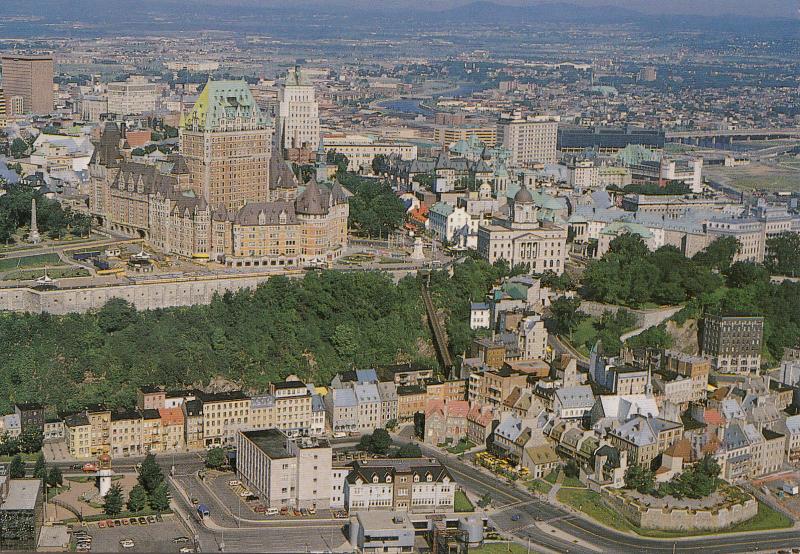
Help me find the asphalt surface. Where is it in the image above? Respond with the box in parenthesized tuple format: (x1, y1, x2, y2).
(412, 441, 800, 554)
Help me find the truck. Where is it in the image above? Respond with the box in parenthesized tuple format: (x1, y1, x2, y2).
(197, 504, 210, 519)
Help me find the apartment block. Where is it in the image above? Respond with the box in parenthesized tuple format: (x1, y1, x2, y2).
(236, 429, 332, 509)
(701, 315, 764, 374)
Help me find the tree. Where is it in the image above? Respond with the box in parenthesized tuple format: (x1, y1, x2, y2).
(357, 434, 373, 452)
(326, 150, 349, 174)
(97, 299, 138, 334)
(371, 154, 390, 176)
(624, 465, 654, 494)
(693, 236, 739, 271)
(127, 484, 148, 513)
(10, 138, 28, 159)
(338, 172, 406, 238)
(724, 261, 769, 289)
(370, 429, 392, 455)
(564, 460, 580, 479)
(33, 452, 46, 480)
(396, 443, 422, 458)
(205, 447, 226, 469)
(9, 455, 25, 478)
(384, 419, 398, 431)
(413, 412, 425, 440)
(19, 428, 43, 454)
(547, 297, 587, 339)
(477, 493, 492, 508)
(104, 484, 124, 516)
(47, 466, 63, 488)
(148, 481, 171, 512)
(766, 232, 800, 277)
(138, 452, 164, 494)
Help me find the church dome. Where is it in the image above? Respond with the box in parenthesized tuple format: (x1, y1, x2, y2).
(514, 184, 534, 204)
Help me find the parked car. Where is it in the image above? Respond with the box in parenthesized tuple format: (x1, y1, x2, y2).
(147, 515, 156, 523)
(266, 507, 279, 516)
(279, 506, 289, 516)
(191, 497, 199, 505)
(156, 514, 163, 522)
(106, 520, 115, 528)
(138, 517, 147, 525)
(113, 520, 121, 526)
(180, 547, 194, 553)
(239, 490, 251, 498)
(292, 508, 301, 517)
(120, 539, 135, 549)
(229, 480, 240, 487)
(121, 519, 129, 525)
(82, 463, 98, 473)
(173, 537, 190, 544)
(300, 508, 309, 516)
(511, 514, 521, 522)
(308, 507, 316, 515)
(97, 521, 106, 528)
(253, 505, 266, 514)
(130, 518, 138, 525)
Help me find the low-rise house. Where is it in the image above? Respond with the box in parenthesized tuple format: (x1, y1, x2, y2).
(159, 407, 185, 451)
(344, 458, 455, 513)
(326, 388, 359, 433)
(608, 415, 683, 467)
(553, 385, 595, 421)
(423, 400, 469, 446)
(522, 444, 559, 478)
(466, 404, 496, 447)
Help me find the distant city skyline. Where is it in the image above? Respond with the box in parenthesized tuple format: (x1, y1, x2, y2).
(5, 0, 798, 18)
(189, 0, 799, 18)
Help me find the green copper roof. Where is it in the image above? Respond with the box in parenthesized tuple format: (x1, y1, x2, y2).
(285, 66, 311, 87)
(181, 80, 268, 131)
(600, 220, 653, 238)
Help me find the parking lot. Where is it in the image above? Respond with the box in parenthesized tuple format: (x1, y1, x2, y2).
(72, 518, 194, 553)
(208, 474, 346, 521)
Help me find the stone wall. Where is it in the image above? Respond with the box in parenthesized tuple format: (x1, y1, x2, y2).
(602, 488, 758, 531)
(0, 274, 281, 315)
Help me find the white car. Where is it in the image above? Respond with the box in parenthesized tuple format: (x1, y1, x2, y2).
(265, 507, 279, 516)
(180, 548, 193, 553)
(228, 480, 240, 487)
(120, 539, 135, 549)
(239, 490, 251, 497)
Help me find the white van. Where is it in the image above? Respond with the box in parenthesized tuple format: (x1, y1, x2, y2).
(265, 507, 280, 516)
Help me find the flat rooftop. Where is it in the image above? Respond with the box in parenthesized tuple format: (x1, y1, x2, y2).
(1, 479, 41, 511)
(357, 510, 414, 529)
(241, 429, 292, 459)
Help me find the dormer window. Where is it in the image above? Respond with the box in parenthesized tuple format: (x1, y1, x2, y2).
(413, 475, 420, 483)
(386, 475, 392, 483)
(372, 475, 379, 484)
(426, 473, 433, 482)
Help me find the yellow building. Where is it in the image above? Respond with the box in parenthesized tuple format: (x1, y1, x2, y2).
(110, 410, 143, 458)
(65, 414, 92, 459)
(199, 391, 251, 447)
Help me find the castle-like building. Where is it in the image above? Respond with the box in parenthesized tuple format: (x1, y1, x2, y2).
(89, 79, 348, 268)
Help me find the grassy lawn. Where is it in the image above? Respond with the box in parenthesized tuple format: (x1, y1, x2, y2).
(562, 474, 584, 488)
(469, 543, 528, 554)
(544, 469, 559, 484)
(570, 317, 598, 350)
(0, 253, 63, 272)
(447, 439, 476, 455)
(454, 490, 475, 512)
(557, 489, 791, 538)
(526, 479, 552, 495)
(0, 452, 43, 462)
(557, 488, 636, 533)
(4, 267, 90, 280)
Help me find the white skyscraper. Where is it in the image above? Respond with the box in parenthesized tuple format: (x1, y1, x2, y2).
(278, 66, 320, 151)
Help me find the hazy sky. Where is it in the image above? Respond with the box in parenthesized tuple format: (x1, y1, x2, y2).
(216, 0, 799, 18)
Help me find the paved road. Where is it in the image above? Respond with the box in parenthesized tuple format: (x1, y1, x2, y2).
(409, 441, 800, 554)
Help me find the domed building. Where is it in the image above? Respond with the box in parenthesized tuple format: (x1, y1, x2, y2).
(476, 183, 568, 274)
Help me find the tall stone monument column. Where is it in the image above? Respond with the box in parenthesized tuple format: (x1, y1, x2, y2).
(29, 198, 41, 244)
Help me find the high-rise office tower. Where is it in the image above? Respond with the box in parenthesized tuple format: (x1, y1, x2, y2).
(1, 54, 54, 115)
(496, 112, 560, 167)
(278, 66, 320, 151)
(180, 79, 272, 211)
